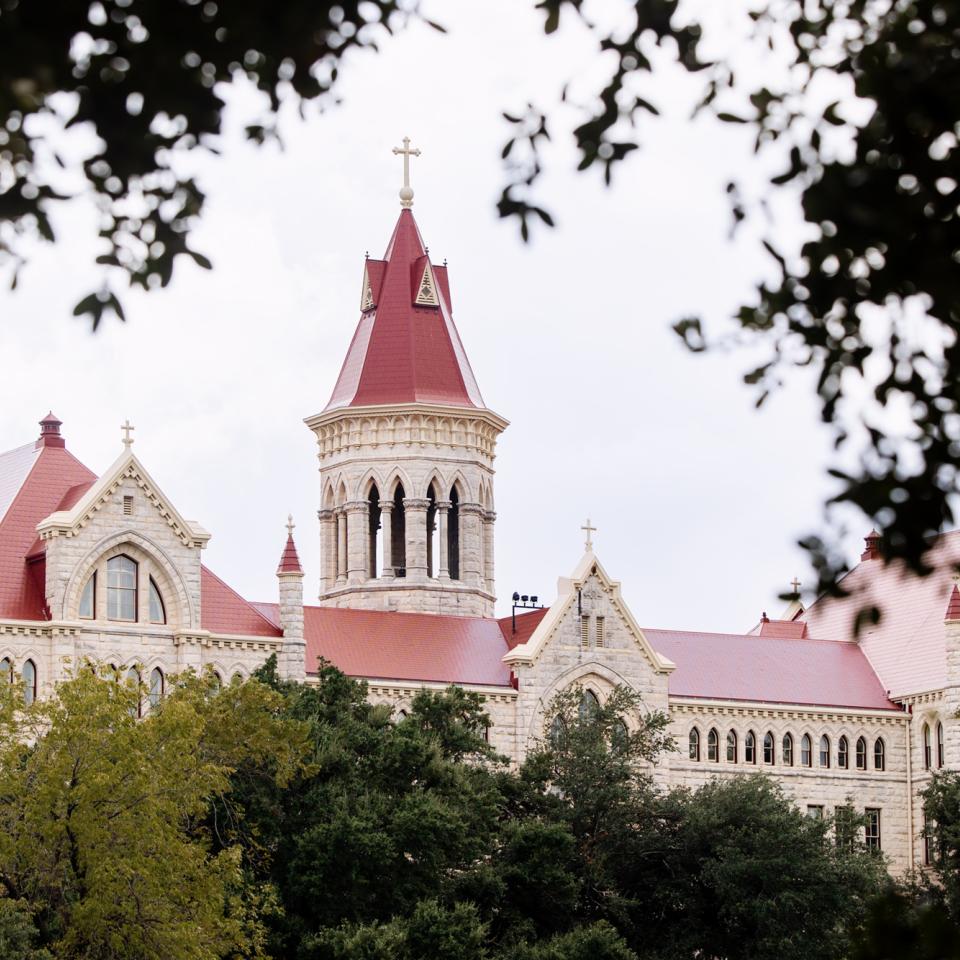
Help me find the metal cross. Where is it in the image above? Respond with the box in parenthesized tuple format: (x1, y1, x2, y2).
(392, 136, 421, 208)
(581, 518, 597, 551)
(121, 420, 135, 449)
(286, 514, 295, 538)
(790, 576, 801, 595)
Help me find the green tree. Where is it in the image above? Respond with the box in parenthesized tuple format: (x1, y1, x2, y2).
(0, 664, 306, 960)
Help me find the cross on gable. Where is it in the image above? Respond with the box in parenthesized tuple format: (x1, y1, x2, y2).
(392, 136, 421, 208)
(581, 518, 597, 551)
(121, 420, 135, 449)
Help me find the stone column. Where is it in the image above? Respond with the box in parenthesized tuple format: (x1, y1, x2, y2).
(437, 500, 451, 580)
(483, 509, 496, 593)
(277, 569, 306, 682)
(460, 503, 485, 588)
(345, 501, 369, 584)
(318, 509, 336, 595)
(404, 498, 430, 581)
(379, 500, 394, 578)
(336, 511, 347, 583)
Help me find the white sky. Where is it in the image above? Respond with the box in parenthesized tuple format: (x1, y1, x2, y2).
(0, 1, 866, 630)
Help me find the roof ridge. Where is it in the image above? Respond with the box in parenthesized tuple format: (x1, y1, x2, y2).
(643, 624, 857, 647)
(201, 564, 282, 634)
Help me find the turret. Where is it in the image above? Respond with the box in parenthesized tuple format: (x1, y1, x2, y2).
(276, 516, 306, 681)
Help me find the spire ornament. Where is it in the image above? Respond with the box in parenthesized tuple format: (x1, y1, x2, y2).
(581, 518, 597, 551)
(121, 420, 135, 449)
(392, 136, 421, 208)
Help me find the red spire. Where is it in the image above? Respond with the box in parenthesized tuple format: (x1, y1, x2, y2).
(37, 412, 65, 449)
(325, 209, 485, 411)
(946, 584, 960, 621)
(277, 516, 303, 576)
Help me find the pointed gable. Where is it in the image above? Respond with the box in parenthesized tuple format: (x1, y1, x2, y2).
(324, 208, 485, 410)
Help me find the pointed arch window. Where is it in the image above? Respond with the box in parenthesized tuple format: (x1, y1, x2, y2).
(426, 483, 438, 578)
(611, 720, 628, 751)
(800, 733, 812, 767)
(689, 727, 701, 761)
(763, 731, 775, 764)
(21, 660, 36, 705)
(856, 736, 867, 770)
(838, 735, 849, 769)
(782, 733, 794, 766)
(79, 573, 96, 619)
(148, 667, 164, 709)
(819, 735, 831, 768)
(448, 486, 460, 580)
(107, 555, 138, 621)
(548, 715, 566, 747)
(148, 578, 166, 625)
(391, 483, 406, 577)
(707, 728, 719, 762)
(579, 689, 600, 722)
(126, 666, 142, 718)
(874, 737, 885, 771)
(726, 729, 737, 763)
(924, 723, 932, 770)
(938, 722, 945, 768)
(745, 730, 757, 764)
(0, 658, 11, 685)
(367, 484, 381, 579)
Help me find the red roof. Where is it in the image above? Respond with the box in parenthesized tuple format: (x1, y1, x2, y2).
(324, 209, 485, 410)
(645, 627, 897, 711)
(254, 604, 514, 687)
(200, 566, 281, 638)
(0, 440, 96, 620)
(0, 420, 280, 638)
(947, 584, 960, 621)
(499, 608, 549, 649)
(801, 530, 960, 697)
(756, 619, 808, 640)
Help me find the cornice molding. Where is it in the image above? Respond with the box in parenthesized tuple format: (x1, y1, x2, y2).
(669, 697, 908, 725)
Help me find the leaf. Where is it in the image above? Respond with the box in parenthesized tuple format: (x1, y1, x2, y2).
(716, 112, 748, 124)
(187, 248, 213, 270)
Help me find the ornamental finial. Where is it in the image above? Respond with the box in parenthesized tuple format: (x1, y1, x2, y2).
(286, 514, 295, 538)
(121, 420, 135, 449)
(581, 518, 597, 551)
(392, 136, 421, 208)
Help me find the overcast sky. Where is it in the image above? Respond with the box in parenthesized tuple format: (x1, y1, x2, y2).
(0, 1, 864, 631)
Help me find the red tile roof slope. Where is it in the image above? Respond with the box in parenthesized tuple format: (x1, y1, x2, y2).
(947, 584, 960, 621)
(499, 608, 549, 650)
(757, 619, 808, 640)
(645, 627, 897, 711)
(800, 530, 960, 698)
(0, 443, 96, 620)
(0, 443, 41, 523)
(200, 566, 281, 638)
(324, 208, 485, 410)
(276, 531, 303, 575)
(253, 604, 513, 686)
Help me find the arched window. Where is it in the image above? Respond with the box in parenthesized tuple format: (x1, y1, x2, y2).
(548, 715, 566, 747)
(726, 729, 737, 763)
(107, 555, 138, 621)
(148, 668, 164, 709)
(800, 734, 812, 767)
(231, 671, 244, 684)
(763, 731, 775, 764)
(689, 727, 701, 761)
(707, 728, 719, 762)
(21, 660, 36, 706)
(874, 737, 885, 771)
(426, 483, 438, 578)
(579, 689, 600, 721)
(855, 736, 867, 769)
(448, 486, 460, 580)
(819, 735, 831, 768)
(938, 722, 945, 768)
(210, 671, 222, 693)
(391, 483, 406, 577)
(745, 730, 756, 764)
(148, 578, 166, 625)
(126, 667, 142, 718)
(611, 720, 628, 751)
(79, 573, 96, 619)
(924, 723, 932, 770)
(838, 735, 849, 769)
(0, 658, 11, 685)
(782, 733, 794, 766)
(367, 484, 381, 579)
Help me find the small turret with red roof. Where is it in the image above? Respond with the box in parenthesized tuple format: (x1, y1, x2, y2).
(276, 515, 306, 681)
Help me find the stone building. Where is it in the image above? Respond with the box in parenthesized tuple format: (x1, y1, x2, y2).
(0, 159, 955, 874)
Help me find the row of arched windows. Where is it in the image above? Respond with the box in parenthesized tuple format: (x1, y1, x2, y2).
(922, 721, 946, 770)
(688, 727, 886, 772)
(0, 658, 36, 705)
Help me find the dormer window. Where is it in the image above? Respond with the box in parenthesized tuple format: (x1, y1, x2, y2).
(107, 556, 137, 621)
(148, 578, 166, 625)
(79, 573, 96, 619)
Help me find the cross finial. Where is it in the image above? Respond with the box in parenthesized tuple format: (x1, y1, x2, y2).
(121, 420, 135, 449)
(392, 136, 421, 208)
(286, 514, 295, 538)
(581, 518, 597, 551)
(790, 576, 801, 596)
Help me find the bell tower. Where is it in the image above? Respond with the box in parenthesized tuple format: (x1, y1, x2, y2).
(305, 141, 507, 617)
